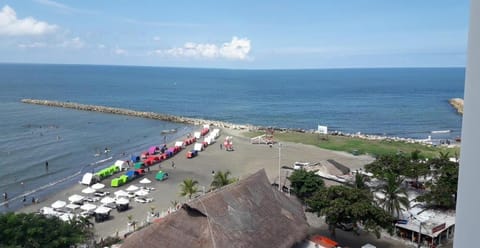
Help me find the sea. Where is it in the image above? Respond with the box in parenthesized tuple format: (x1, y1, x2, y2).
(0, 64, 464, 212)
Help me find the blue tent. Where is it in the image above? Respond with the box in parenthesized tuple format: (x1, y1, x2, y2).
(125, 170, 139, 179)
(131, 155, 140, 163)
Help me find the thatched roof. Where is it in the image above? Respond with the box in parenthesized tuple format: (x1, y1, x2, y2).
(122, 169, 309, 248)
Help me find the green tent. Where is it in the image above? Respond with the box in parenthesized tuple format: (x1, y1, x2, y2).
(111, 178, 120, 187)
(155, 171, 168, 181)
(134, 162, 144, 169)
(119, 175, 129, 184)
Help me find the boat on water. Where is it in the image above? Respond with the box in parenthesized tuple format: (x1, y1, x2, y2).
(431, 130, 451, 134)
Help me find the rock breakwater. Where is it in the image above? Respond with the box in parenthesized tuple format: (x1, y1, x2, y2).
(21, 99, 253, 130)
(449, 98, 464, 115)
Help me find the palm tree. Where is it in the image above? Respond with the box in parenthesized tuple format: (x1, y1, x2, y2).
(179, 178, 199, 199)
(210, 170, 237, 190)
(376, 173, 410, 218)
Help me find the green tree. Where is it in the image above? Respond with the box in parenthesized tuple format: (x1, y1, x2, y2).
(288, 169, 324, 202)
(210, 170, 238, 190)
(365, 153, 410, 178)
(417, 155, 459, 209)
(352, 172, 369, 191)
(179, 178, 199, 199)
(306, 185, 394, 238)
(375, 173, 410, 218)
(0, 212, 93, 248)
(404, 150, 429, 184)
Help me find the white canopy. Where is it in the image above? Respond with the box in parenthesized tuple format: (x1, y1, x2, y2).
(82, 187, 96, 194)
(80, 203, 97, 211)
(81, 172, 94, 185)
(59, 213, 75, 222)
(116, 198, 129, 205)
(91, 183, 105, 190)
(68, 194, 84, 203)
(126, 185, 139, 192)
(100, 196, 116, 204)
(361, 244, 376, 248)
(135, 189, 149, 196)
(114, 160, 128, 171)
(175, 141, 184, 147)
(51, 200, 66, 209)
(95, 206, 111, 215)
(139, 178, 152, 184)
(65, 203, 80, 210)
(114, 190, 129, 197)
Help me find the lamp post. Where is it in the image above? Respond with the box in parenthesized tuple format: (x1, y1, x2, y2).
(278, 143, 282, 191)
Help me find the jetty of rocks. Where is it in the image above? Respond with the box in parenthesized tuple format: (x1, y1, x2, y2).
(449, 98, 464, 115)
(21, 99, 253, 130)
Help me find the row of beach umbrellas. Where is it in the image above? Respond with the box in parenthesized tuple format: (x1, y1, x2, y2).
(49, 178, 152, 210)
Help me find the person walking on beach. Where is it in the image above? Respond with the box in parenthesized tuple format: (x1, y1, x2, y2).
(23, 196, 26, 205)
(3, 192, 7, 201)
(220, 143, 223, 150)
(171, 160, 175, 169)
(45, 161, 49, 172)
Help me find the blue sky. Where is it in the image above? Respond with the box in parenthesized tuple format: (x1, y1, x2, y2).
(0, 0, 470, 69)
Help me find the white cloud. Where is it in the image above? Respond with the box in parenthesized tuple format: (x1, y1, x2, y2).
(114, 47, 127, 55)
(97, 44, 106, 49)
(153, 36, 161, 41)
(159, 37, 251, 60)
(0, 5, 57, 36)
(17, 42, 46, 48)
(33, 0, 98, 15)
(60, 36, 84, 48)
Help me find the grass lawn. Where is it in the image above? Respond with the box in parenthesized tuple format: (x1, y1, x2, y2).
(243, 131, 459, 158)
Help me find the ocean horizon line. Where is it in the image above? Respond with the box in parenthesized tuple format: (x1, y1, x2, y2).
(0, 61, 466, 71)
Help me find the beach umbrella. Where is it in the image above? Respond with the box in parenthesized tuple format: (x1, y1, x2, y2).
(80, 203, 97, 211)
(66, 203, 80, 211)
(51, 200, 66, 209)
(114, 190, 129, 198)
(101, 196, 116, 204)
(95, 206, 111, 215)
(115, 198, 129, 205)
(68, 194, 84, 203)
(82, 187, 96, 194)
(91, 183, 105, 190)
(135, 189, 149, 196)
(126, 185, 139, 192)
(59, 213, 75, 222)
(139, 178, 152, 184)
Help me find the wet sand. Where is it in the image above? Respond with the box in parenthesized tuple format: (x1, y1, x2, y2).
(18, 127, 374, 240)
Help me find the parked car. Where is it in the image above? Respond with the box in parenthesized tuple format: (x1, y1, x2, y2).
(134, 197, 153, 203)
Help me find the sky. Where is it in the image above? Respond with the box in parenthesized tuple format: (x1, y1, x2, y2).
(0, 0, 470, 69)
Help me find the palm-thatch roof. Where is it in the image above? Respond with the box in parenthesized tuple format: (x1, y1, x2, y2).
(122, 169, 309, 248)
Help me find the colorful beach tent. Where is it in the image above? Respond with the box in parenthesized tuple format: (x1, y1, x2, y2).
(134, 162, 144, 169)
(148, 146, 160, 155)
(111, 178, 120, 187)
(175, 141, 184, 147)
(131, 155, 140, 163)
(155, 171, 168, 181)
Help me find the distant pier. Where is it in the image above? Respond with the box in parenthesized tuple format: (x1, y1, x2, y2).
(21, 99, 250, 129)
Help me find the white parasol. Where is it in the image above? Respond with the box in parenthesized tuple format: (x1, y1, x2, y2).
(126, 185, 139, 192)
(95, 206, 111, 215)
(135, 189, 149, 196)
(51, 200, 66, 209)
(65, 203, 80, 210)
(59, 213, 75, 222)
(68, 194, 84, 203)
(115, 198, 129, 205)
(100, 196, 116, 204)
(139, 178, 152, 184)
(114, 190, 129, 197)
(91, 183, 105, 190)
(82, 187, 96, 194)
(80, 203, 97, 211)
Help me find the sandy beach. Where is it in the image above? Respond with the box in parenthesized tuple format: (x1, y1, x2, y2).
(17, 127, 374, 240)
